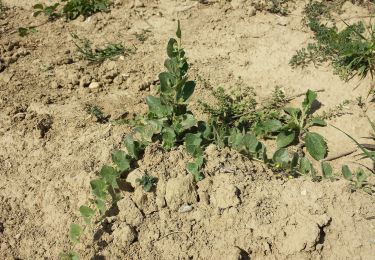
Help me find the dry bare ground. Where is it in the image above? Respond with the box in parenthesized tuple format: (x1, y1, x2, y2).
(0, 0, 375, 259)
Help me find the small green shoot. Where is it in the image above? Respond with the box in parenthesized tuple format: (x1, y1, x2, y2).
(59, 251, 80, 260)
(18, 27, 37, 37)
(71, 34, 129, 62)
(342, 165, 371, 192)
(85, 105, 108, 123)
(136, 174, 156, 192)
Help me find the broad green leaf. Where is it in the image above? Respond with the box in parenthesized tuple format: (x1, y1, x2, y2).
(263, 119, 283, 132)
(79, 205, 95, 225)
(146, 96, 173, 118)
(162, 127, 176, 150)
(159, 72, 175, 95)
(305, 132, 327, 160)
(111, 150, 130, 172)
(310, 117, 327, 127)
(164, 58, 180, 77)
(90, 178, 108, 200)
(177, 81, 195, 102)
(243, 133, 259, 153)
(299, 157, 312, 175)
(124, 135, 142, 159)
(185, 133, 203, 157)
(69, 223, 82, 244)
(302, 89, 317, 113)
(197, 121, 211, 140)
(100, 165, 119, 189)
(228, 130, 245, 151)
(272, 148, 290, 167)
(341, 165, 352, 180)
(291, 153, 299, 169)
(277, 130, 296, 148)
(284, 107, 301, 117)
(94, 199, 106, 215)
(186, 157, 204, 182)
(176, 20, 181, 39)
(173, 114, 197, 134)
(321, 162, 333, 179)
(167, 38, 178, 58)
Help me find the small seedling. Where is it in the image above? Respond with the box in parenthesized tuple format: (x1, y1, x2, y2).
(136, 174, 156, 192)
(342, 165, 372, 193)
(71, 33, 130, 62)
(62, 0, 110, 20)
(276, 89, 328, 160)
(18, 27, 37, 37)
(33, 3, 60, 20)
(135, 29, 151, 43)
(85, 105, 109, 123)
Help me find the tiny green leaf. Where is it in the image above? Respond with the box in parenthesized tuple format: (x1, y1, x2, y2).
(302, 89, 317, 113)
(186, 157, 204, 181)
(90, 178, 108, 200)
(58, 251, 80, 260)
(100, 165, 119, 189)
(69, 223, 82, 244)
(244, 133, 259, 153)
(299, 157, 312, 175)
(185, 133, 203, 157)
(310, 117, 327, 127)
(124, 135, 141, 159)
(356, 168, 367, 184)
(167, 38, 178, 58)
(321, 161, 333, 179)
(162, 127, 176, 150)
(341, 165, 352, 181)
(111, 150, 130, 172)
(305, 132, 327, 160)
(79, 205, 95, 225)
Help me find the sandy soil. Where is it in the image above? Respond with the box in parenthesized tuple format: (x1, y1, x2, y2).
(0, 0, 375, 259)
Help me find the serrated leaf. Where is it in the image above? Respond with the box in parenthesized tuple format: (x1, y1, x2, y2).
(162, 127, 176, 150)
(321, 162, 333, 179)
(310, 117, 327, 127)
(302, 89, 317, 113)
(100, 165, 119, 189)
(69, 223, 81, 244)
(124, 135, 142, 159)
(185, 133, 203, 157)
(299, 157, 312, 175)
(186, 158, 204, 182)
(167, 38, 178, 58)
(341, 165, 352, 180)
(146, 96, 172, 118)
(79, 205, 95, 225)
(90, 178, 107, 200)
(277, 130, 296, 148)
(305, 132, 327, 160)
(111, 150, 130, 172)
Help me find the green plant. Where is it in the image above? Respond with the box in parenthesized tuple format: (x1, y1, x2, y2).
(18, 27, 37, 37)
(33, 3, 60, 19)
(275, 90, 327, 160)
(71, 33, 129, 62)
(85, 105, 108, 123)
(62, 0, 110, 20)
(342, 165, 371, 192)
(291, 19, 375, 81)
(135, 29, 151, 43)
(136, 174, 156, 192)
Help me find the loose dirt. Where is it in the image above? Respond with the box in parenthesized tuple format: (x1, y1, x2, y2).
(1, 0, 375, 259)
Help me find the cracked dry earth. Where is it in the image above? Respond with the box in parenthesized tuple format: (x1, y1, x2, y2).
(1, 0, 375, 259)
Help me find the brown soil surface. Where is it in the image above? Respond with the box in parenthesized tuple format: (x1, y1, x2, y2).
(1, 0, 375, 259)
